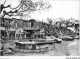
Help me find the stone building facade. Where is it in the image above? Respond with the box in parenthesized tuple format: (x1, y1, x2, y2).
(0, 17, 48, 40)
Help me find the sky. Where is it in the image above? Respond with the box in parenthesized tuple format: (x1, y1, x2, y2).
(0, 0, 79, 22)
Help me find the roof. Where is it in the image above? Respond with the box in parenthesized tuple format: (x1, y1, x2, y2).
(22, 20, 29, 22)
(1, 18, 13, 21)
(29, 19, 36, 22)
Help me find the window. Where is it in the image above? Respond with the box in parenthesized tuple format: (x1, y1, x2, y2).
(16, 34, 20, 37)
(3, 20, 5, 22)
(21, 34, 24, 37)
(1, 24, 5, 27)
(9, 21, 10, 23)
(28, 22, 31, 27)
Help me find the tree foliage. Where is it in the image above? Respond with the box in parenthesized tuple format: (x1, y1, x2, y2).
(46, 18, 78, 37)
(0, 0, 51, 18)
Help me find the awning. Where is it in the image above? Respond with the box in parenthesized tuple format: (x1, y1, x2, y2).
(9, 28, 16, 31)
(0, 27, 5, 30)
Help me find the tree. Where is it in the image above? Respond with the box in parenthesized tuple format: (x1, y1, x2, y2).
(47, 18, 53, 24)
(0, 0, 51, 19)
(0, 0, 10, 14)
(6, 0, 51, 19)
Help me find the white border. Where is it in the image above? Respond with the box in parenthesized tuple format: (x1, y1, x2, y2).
(0, 0, 80, 59)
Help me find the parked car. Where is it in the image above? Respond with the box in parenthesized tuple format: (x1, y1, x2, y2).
(74, 36, 79, 39)
(59, 36, 74, 41)
(54, 38, 62, 43)
(46, 36, 62, 43)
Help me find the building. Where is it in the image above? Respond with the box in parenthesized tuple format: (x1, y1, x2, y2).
(0, 17, 50, 40)
(0, 17, 13, 40)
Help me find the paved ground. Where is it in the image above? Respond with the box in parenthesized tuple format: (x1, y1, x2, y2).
(1, 39, 79, 56)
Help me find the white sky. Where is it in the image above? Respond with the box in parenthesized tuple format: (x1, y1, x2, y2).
(0, 0, 79, 22)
